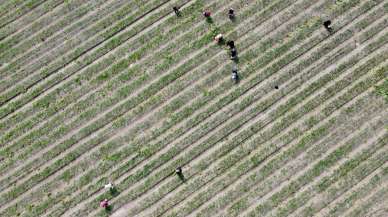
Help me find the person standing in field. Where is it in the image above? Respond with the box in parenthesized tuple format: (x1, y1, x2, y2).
(203, 10, 211, 18)
(104, 182, 117, 195)
(323, 20, 333, 33)
(175, 167, 185, 181)
(227, 40, 235, 49)
(232, 65, 239, 83)
(214, 34, 224, 44)
(230, 47, 238, 60)
(173, 6, 181, 16)
(228, 8, 235, 20)
(100, 199, 109, 209)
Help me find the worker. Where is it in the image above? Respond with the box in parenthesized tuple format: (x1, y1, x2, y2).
(227, 40, 235, 49)
(104, 182, 113, 189)
(175, 167, 182, 175)
(323, 20, 333, 33)
(173, 6, 181, 16)
(232, 65, 239, 82)
(214, 34, 224, 44)
(228, 8, 235, 19)
(203, 10, 211, 18)
(104, 182, 117, 195)
(230, 47, 238, 60)
(175, 167, 185, 181)
(100, 199, 109, 209)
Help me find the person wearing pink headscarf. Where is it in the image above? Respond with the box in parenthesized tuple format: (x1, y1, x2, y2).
(100, 199, 109, 209)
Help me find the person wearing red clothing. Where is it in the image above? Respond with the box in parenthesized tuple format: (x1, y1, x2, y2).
(203, 10, 211, 18)
(100, 199, 109, 209)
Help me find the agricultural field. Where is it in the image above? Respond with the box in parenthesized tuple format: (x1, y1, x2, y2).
(0, 0, 387, 216)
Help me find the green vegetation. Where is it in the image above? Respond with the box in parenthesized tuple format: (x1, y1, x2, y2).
(0, 0, 386, 216)
(375, 79, 388, 100)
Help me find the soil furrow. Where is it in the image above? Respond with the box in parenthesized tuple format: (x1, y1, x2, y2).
(298, 161, 388, 217)
(0, 0, 64, 42)
(264, 121, 388, 217)
(139, 88, 386, 216)
(0, 0, 302, 192)
(0, 0, 178, 114)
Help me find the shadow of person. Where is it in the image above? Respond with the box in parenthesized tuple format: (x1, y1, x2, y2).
(175, 167, 186, 182)
(177, 173, 186, 182)
(206, 17, 213, 23)
(105, 205, 113, 212)
(218, 38, 225, 46)
(323, 20, 333, 34)
(231, 56, 239, 63)
(228, 9, 236, 22)
(109, 187, 119, 197)
(173, 7, 181, 17)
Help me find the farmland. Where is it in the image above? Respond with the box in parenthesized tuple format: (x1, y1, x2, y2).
(0, 0, 387, 216)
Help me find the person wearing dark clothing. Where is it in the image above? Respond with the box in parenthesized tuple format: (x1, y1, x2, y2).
(228, 8, 235, 20)
(323, 20, 333, 33)
(232, 65, 239, 83)
(175, 167, 185, 181)
(173, 6, 181, 16)
(203, 10, 211, 17)
(230, 47, 238, 60)
(227, 40, 235, 49)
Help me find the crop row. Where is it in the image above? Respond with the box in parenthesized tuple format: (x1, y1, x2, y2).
(1, 0, 310, 207)
(0, 0, 107, 65)
(1, 0, 334, 158)
(0, 0, 246, 142)
(0, 0, 290, 208)
(0, 0, 66, 41)
(156, 47, 388, 217)
(111, 9, 388, 217)
(0, 0, 199, 152)
(203, 69, 388, 215)
(257, 105, 388, 217)
(88, 5, 388, 216)
(0, 0, 300, 188)
(0, 0, 336, 214)
(208, 87, 386, 215)
(217, 97, 385, 217)
(41, 1, 388, 215)
(0, 0, 268, 183)
(132, 62, 388, 217)
(0, 0, 24, 17)
(0, 0, 207, 145)
(0, 1, 68, 42)
(0, 0, 224, 159)
(0, 0, 234, 143)
(342, 168, 388, 217)
(248, 134, 388, 217)
(0, 0, 384, 216)
(0, 0, 180, 109)
(0, 0, 166, 70)
(319, 163, 388, 217)
(36, 8, 328, 217)
(0, 0, 47, 29)
(6, 0, 366, 178)
(0, 0, 140, 72)
(290, 141, 388, 217)
(218, 52, 388, 217)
